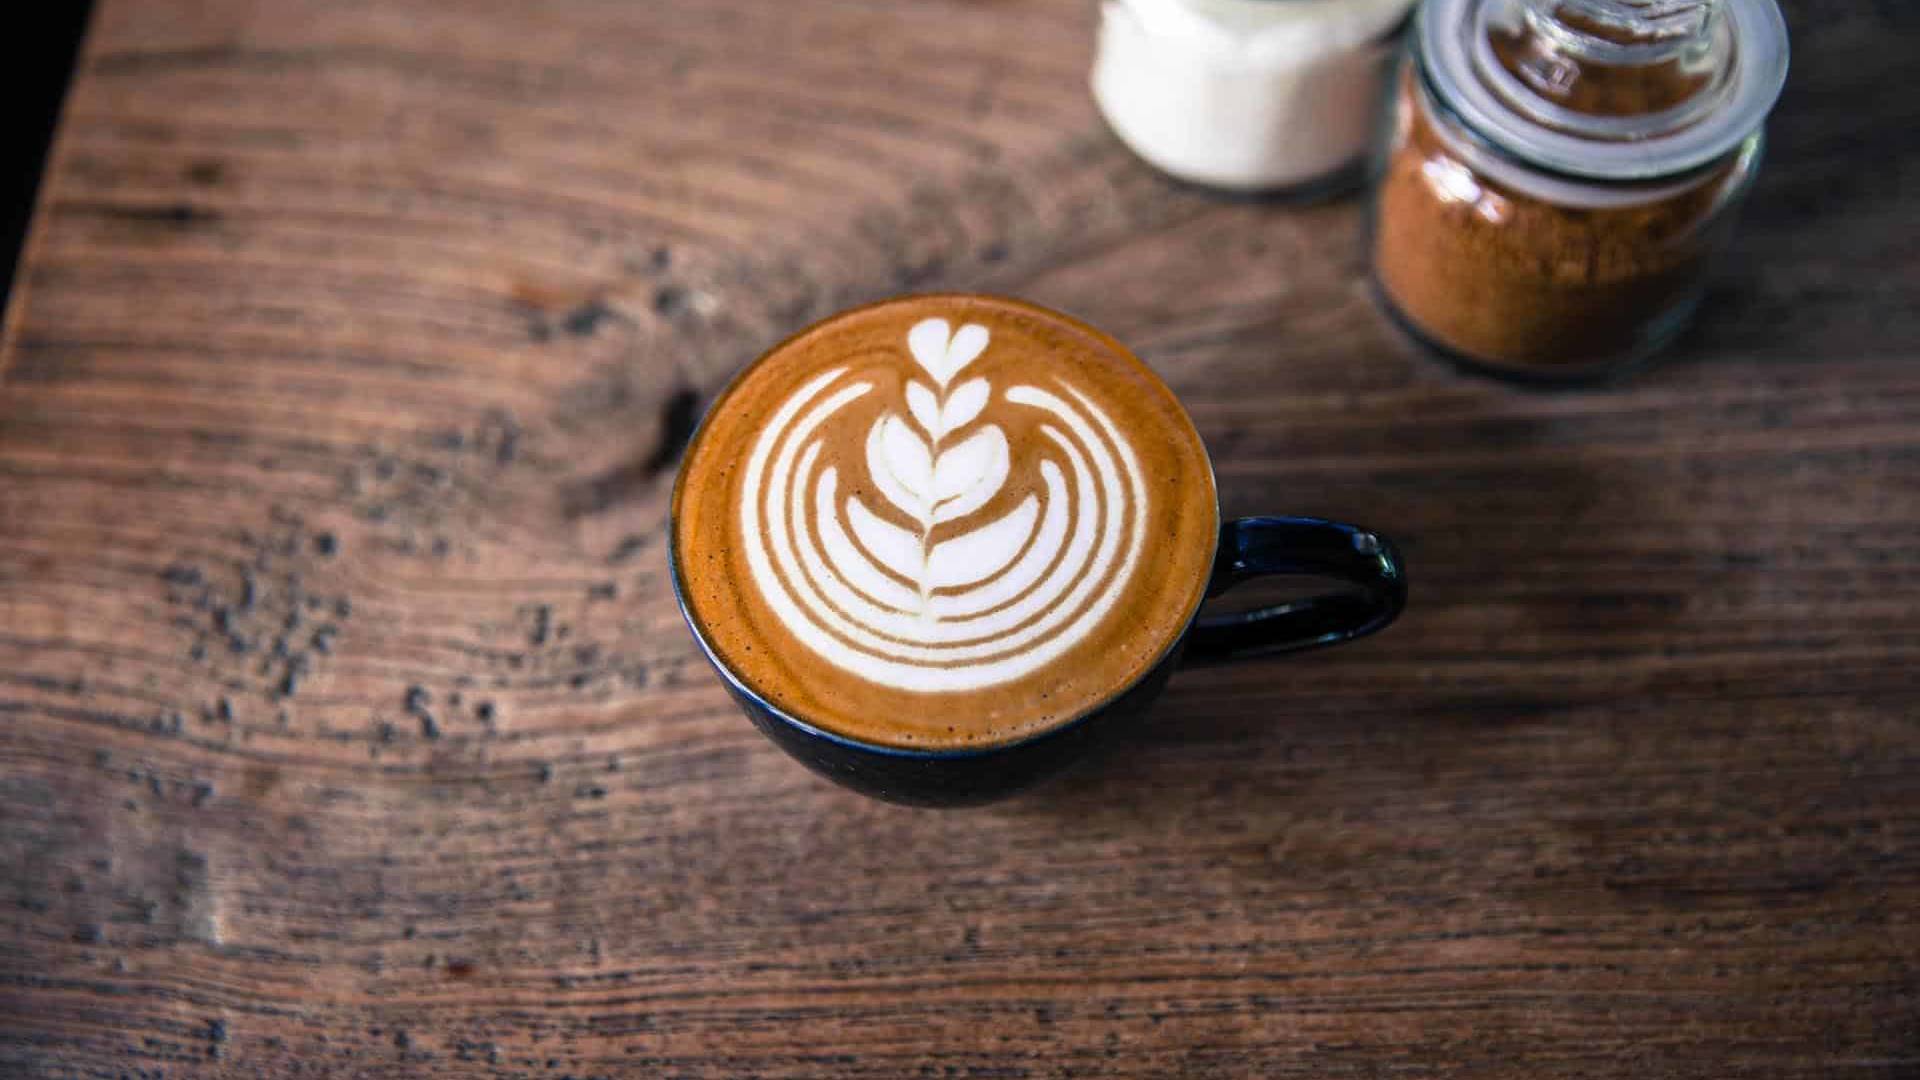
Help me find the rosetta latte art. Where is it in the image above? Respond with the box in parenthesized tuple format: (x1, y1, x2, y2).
(740, 318, 1148, 692)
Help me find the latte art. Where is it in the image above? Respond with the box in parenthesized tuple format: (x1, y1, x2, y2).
(675, 295, 1216, 748)
(741, 319, 1146, 692)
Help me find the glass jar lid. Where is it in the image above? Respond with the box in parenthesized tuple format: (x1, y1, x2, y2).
(1419, 0, 1788, 180)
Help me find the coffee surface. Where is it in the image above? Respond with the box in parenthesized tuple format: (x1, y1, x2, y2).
(674, 294, 1217, 748)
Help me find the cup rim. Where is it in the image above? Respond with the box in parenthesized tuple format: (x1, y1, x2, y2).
(667, 291, 1221, 759)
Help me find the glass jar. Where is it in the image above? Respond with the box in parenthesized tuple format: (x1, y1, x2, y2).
(1093, 0, 1415, 194)
(1366, 0, 1788, 380)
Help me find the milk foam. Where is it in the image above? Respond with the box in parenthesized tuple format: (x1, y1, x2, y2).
(738, 319, 1147, 693)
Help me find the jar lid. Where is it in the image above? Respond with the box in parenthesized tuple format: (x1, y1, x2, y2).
(1419, 0, 1788, 180)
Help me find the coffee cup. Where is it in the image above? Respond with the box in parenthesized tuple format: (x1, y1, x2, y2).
(671, 294, 1405, 805)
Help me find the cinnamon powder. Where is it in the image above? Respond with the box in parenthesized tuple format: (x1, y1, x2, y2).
(1371, 69, 1753, 375)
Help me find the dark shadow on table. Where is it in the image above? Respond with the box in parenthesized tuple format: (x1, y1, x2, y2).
(0, 1, 93, 312)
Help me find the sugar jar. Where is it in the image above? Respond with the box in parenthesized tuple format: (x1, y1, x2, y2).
(1094, 0, 1415, 194)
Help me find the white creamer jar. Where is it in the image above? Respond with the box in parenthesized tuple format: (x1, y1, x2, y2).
(1092, 0, 1415, 193)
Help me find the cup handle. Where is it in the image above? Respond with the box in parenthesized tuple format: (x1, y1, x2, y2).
(1182, 516, 1407, 666)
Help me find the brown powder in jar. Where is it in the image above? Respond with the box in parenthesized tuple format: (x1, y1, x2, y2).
(1372, 69, 1749, 375)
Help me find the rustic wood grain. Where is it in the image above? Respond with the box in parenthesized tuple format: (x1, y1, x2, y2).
(3, 0, 1917, 1076)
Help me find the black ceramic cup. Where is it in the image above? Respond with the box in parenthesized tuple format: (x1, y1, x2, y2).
(672, 513, 1404, 807)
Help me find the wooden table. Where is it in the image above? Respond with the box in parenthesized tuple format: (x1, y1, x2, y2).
(3, 1, 1915, 1075)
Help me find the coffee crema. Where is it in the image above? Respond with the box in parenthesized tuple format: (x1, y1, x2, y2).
(673, 295, 1217, 749)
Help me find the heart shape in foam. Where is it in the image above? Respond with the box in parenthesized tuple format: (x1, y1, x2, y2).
(907, 318, 989, 388)
(906, 378, 990, 440)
